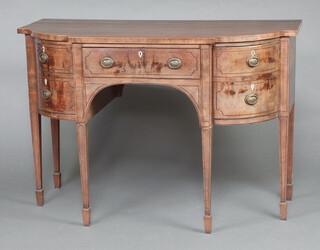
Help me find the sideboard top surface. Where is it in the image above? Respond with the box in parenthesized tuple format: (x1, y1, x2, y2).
(17, 19, 302, 44)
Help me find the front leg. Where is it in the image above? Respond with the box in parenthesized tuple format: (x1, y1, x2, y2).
(51, 119, 61, 188)
(279, 115, 289, 220)
(30, 112, 43, 206)
(25, 35, 43, 206)
(201, 126, 213, 233)
(76, 122, 91, 226)
(286, 105, 295, 200)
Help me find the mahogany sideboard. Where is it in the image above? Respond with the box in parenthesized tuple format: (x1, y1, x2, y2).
(17, 19, 302, 233)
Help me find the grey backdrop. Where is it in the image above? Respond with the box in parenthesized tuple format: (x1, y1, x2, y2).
(0, 0, 319, 249)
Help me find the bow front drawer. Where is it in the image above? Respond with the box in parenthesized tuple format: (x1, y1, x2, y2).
(213, 72, 280, 120)
(214, 40, 280, 77)
(38, 76, 75, 115)
(36, 41, 73, 75)
(82, 47, 200, 79)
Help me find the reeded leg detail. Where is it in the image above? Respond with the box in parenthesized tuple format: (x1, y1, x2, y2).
(201, 126, 213, 233)
(77, 122, 90, 226)
(279, 115, 289, 220)
(30, 112, 43, 206)
(287, 105, 294, 201)
(51, 119, 61, 188)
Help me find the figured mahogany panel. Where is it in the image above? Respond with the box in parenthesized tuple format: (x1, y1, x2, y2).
(214, 41, 280, 77)
(38, 76, 75, 115)
(213, 72, 280, 119)
(82, 47, 200, 79)
(36, 41, 73, 74)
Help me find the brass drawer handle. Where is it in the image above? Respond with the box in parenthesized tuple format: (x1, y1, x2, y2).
(168, 58, 182, 69)
(41, 89, 51, 100)
(244, 93, 258, 105)
(247, 56, 259, 67)
(100, 57, 115, 68)
(39, 53, 49, 63)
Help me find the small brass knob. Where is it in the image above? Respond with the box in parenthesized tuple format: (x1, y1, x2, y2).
(247, 56, 259, 67)
(100, 57, 115, 68)
(168, 58, 182, 69)
(244, 94, 258, 106)
(41, 89, 51, 100)
(39, 53, 49, 63)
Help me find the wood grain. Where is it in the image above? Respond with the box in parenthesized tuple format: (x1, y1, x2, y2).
(72, 44, 86, 121)
(287, 105, 294, 201)
(279, 116, 288, 219)
(202, 127, 212, 234)
(25, 35, 44, 206)
(213, 39, 281, 124)
(214, 41, 280, 77)
(36, 41, 73, 74)
(51, 119, 61, 188)
(31, 112, 43, 206)
(280, 37, 291, 112)
(38, 76, 75, 115)
(18, 19, 300, 233)
(76, 122, 90, 226)
(289, 38, 296, 110)
(86, 86, 120, 119)
(17, 19, 302, 43)
(278, 36, 296, 219)
(82, 78, 202, 126)
(214, 113, 278, 126)
(82, 47, 200, 79)
(214, 72, 280, 119)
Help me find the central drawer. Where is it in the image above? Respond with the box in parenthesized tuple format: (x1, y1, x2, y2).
(82, 47, 200, 79)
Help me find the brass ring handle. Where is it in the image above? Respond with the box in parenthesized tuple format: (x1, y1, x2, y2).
(168, 58, 182, 69)
(244, 93, 258, 106)
(100, 57, 115, 68)
(247, 55, 259, 67)
(41, 89, 51, 100)
(39, 53, 49, 63)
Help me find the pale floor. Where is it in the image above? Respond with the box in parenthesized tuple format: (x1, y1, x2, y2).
(1, 153, 319, 250)
(1, 86, 319, 250)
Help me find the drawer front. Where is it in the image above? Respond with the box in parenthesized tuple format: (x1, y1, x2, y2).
(214, 41, 280, 77)
(82, 47, 200, 78)
(38, 76, 75, 114)
(214, 72, 279, 119)
(36, 42, 73, 74)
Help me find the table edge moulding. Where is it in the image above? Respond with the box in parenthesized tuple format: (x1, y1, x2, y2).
(17, 19, 302, 234)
